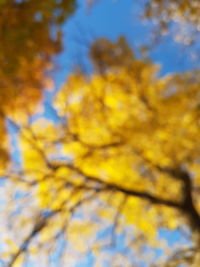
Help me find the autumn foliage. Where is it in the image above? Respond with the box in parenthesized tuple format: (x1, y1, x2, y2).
(1, 1, 200, 266)
(0, 0, 76, 167)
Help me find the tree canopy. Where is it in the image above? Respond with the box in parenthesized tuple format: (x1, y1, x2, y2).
(1, 0, 200, 266)
(0, 0, 76, 167)
(1, 37, 200, 266)
(145, 0, 200, 29)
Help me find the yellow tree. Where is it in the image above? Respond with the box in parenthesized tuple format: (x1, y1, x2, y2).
(2, 38, 200, 266)
(0, 0, 76, 168)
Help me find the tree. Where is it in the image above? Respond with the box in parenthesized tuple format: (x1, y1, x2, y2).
(144, 0, 200, 29)
(2, 37, 200, 266)
(0, 0, 76, 168)
(143, 0, 200, 46)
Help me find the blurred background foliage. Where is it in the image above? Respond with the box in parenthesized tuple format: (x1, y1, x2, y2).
(0, 0, 76, 167)
(1, 0, 200, 266)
